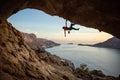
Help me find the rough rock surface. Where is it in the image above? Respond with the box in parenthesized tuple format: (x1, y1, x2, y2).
(0, 0, 120, 38)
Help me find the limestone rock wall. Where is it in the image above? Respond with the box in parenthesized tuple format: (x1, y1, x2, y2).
(0, 0, 120, 38)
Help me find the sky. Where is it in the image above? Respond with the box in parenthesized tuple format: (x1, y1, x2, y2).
(8, 9, 113, 44)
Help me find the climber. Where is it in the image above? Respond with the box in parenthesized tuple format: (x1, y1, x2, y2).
(63, 23, 79, 34)
(62, 23, 79, 31)
(62, 20, 79, 37)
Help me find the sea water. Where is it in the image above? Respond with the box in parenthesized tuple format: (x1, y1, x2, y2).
(46, 44, 120, 77)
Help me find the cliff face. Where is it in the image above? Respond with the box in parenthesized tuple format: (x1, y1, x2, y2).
(0, 0, 120, 38)
(22, 33, 60, 49)
(0, 21, 80, 80)
(93, 37, 120, 49)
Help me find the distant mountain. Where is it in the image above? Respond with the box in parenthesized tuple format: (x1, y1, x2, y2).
(22, 33, 60, 50)
(78, 37, 120, 49)
(93, 37, 120, 49)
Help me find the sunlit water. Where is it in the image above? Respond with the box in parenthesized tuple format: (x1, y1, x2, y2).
(46, 44, 120, 77)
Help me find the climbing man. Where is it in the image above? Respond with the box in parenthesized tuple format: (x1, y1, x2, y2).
(62, 20, 79, 37)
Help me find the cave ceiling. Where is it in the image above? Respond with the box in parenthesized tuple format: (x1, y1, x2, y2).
(0, 0, 120, 38)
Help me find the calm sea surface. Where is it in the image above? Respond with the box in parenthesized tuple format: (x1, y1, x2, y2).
(46, 44, 120, 77)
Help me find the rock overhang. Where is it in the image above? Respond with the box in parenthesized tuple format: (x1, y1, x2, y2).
(0, 0, 120, 38)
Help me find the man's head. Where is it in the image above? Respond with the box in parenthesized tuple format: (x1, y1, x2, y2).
(62, 26, 66, 29)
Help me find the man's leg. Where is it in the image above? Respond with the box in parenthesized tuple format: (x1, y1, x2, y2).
(71, 27, 79, 30)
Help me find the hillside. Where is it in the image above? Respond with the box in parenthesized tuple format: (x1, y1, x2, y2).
(93, 37, 120, 49)
(78, 37, 120, 49)
(22, 33, 60, 50)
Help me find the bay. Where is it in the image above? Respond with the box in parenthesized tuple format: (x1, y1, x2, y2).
(46, 44, 120, 77)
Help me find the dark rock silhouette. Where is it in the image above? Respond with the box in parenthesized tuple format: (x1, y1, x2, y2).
(78, 37, 120, 49)
(93, 37, 120, 49)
